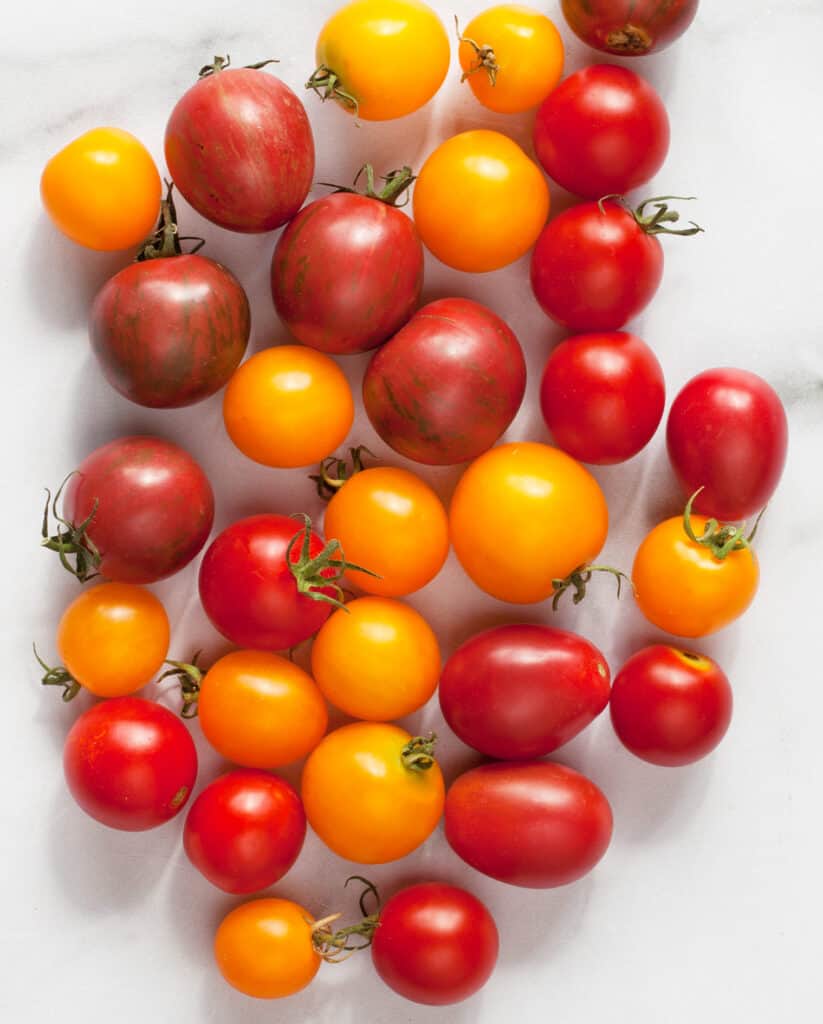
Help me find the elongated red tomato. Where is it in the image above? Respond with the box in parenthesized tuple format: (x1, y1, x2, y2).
(561, 0, 700, 56)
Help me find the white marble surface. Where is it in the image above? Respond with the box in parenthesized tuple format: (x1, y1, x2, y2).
(3, 1, 822, 1021)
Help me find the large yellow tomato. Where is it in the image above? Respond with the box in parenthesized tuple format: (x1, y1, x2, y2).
(413, 130, 550, 272)
(310, 0, 450, 120)
(41, 127, 161, 251)
(458, 5, 565, 113)
(223, 346, 354, 468)
(449, 442, 609, 603)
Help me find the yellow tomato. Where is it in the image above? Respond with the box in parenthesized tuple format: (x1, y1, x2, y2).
(41, 127, 161, 251)
(311, 0, 450, 120)
(449, 442, 609, 603)
(413, 130, 550, 272)
(458, 5, 564, 113)
(311, 597, 440, 720)
(223, 346, 354, 468)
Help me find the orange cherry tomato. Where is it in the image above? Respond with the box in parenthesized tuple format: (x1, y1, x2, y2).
(323, 466, 450, 597)
(198, 650, 328, 769)
(413, 129, 550, 273)
(55, 582, 169, 697)
(311, 597, 441, 720)
(223, 346, 354, 469)
(40, 127, 161, 251)
(449, 442, 609, 603)
(458, 5, 565, 113)
(301, 722, 445, 863)
(214, 898, 320, 999)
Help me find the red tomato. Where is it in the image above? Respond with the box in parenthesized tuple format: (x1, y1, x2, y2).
(371, 883, 499, 1006)
(610, 646, 732, 766)
(271, 167, 423, 354)
(666, 368, 788, 521)
(64, 697, 197, 830)
(540, 331, 665, 464)
(533, 64, 669, 198)
(183, 769, 306, 894)
(45, 436, 214, 584)
(440, 624, 610, 760)
(561, 0, 700, 56)
(363, 298, 526, 465)
(165, 58, 314, 233)
(445, 761, 613, 888)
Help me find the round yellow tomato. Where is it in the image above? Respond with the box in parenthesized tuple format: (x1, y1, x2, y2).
(311, 597, 440, 720)
(311, 0, 450, 120)
(450, 442, 609, 603)
(323, 466, 449, 597)
(302, 722, 445, 863)
(214, 898, 320, 999)
(413, 130, 550, 272)
(56, 583, 169, 697)
(41, 127, 161, 251)
(223, 346, 354, 468)
(458, 5, 564, 113)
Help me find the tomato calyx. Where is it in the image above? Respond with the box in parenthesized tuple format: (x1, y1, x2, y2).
(137, 181, 204, 261)
(41, 474, 101, 583)
(305, 65, 360, 118)
(606, 24, 653, 54)
(682, 488, 764, 560)
(551, 565, 633, 611)
(33, 643, 81, 702)
(197, 54, 280, 79)
(401, 732, 438, 772)
(287, 512, 379, 610)
(320, 165, 416, 208)
(311, 877, 381, 962)
(454, 15, 499, 87)
(157, 651, 204, 719)
(310, 446, 374, 500)
(599, 194, 704, 237)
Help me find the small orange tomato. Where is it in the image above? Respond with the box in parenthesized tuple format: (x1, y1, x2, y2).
(56, 582, 169, 697)
(311, 597, 440, 720)
(449, 442, 609, 603)
(458, 5, 565, 113)
(223, 346, 354, 469)
(323, 467, 449, 597)
(413, 130, 550, 273)
(302, 722, 445, 863)
(41, 127, 161, 251)
(198, 651, 328, 768)
(214, 898, 320, 999)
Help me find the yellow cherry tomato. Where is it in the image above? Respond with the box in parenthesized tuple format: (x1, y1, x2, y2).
(458, 5, 565, 113)
(55, 582, 169, 697)
(323, 466, 450, 597)
(214, 898, 321, 999)
(223, 346, 354, 469)
(311, 596, 440, 720)
(413, 129, 550, 272)
(311, 0, 450, 120)
(301, 722, 445, 863)
(40, 127, 161, 251)
(449, 442, 609, 603)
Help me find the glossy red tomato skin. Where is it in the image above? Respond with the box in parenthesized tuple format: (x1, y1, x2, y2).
(540, 331, 665, 464)
(363, 298, 527, 465)
(165, 67, 314, 233)
(198, 514, 336, 651)
(183, 769, 306, 894)
(271, 193, 423, 354)
(64, 697, 198, 831)
(533, 65, 669, 199)
(531, 201, 663, 332)
(65, 436, 214, 583)
(666, 368, 788, 520)
(371, 883, 499, 1006)
(561, 1, 700, 56)
(610, 646, 733, 766)
(445, 761, 613, 888)
(440, 624, 610, 760)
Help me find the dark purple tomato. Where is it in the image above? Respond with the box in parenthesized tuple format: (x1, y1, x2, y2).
(561, 0, 700, 56)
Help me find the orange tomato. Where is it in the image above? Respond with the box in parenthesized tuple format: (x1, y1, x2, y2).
(311, 597, 440, 720)
(413, 130, 550, 273)
(56, 582, 169, 697)
(323, 466, 449, 597)
(633, 515, 760, 638)
(198, 651, 328, 768)
(458, 5, 564, 113)
(449, 442, 609, 603)
(41, 127, 161, 251)
(301, 722, 445, 863)
(214, 898, 320, 999)
(223, 345, 354, 469)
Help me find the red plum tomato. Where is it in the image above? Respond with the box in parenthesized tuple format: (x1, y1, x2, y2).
(561, 0, 700, 56)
